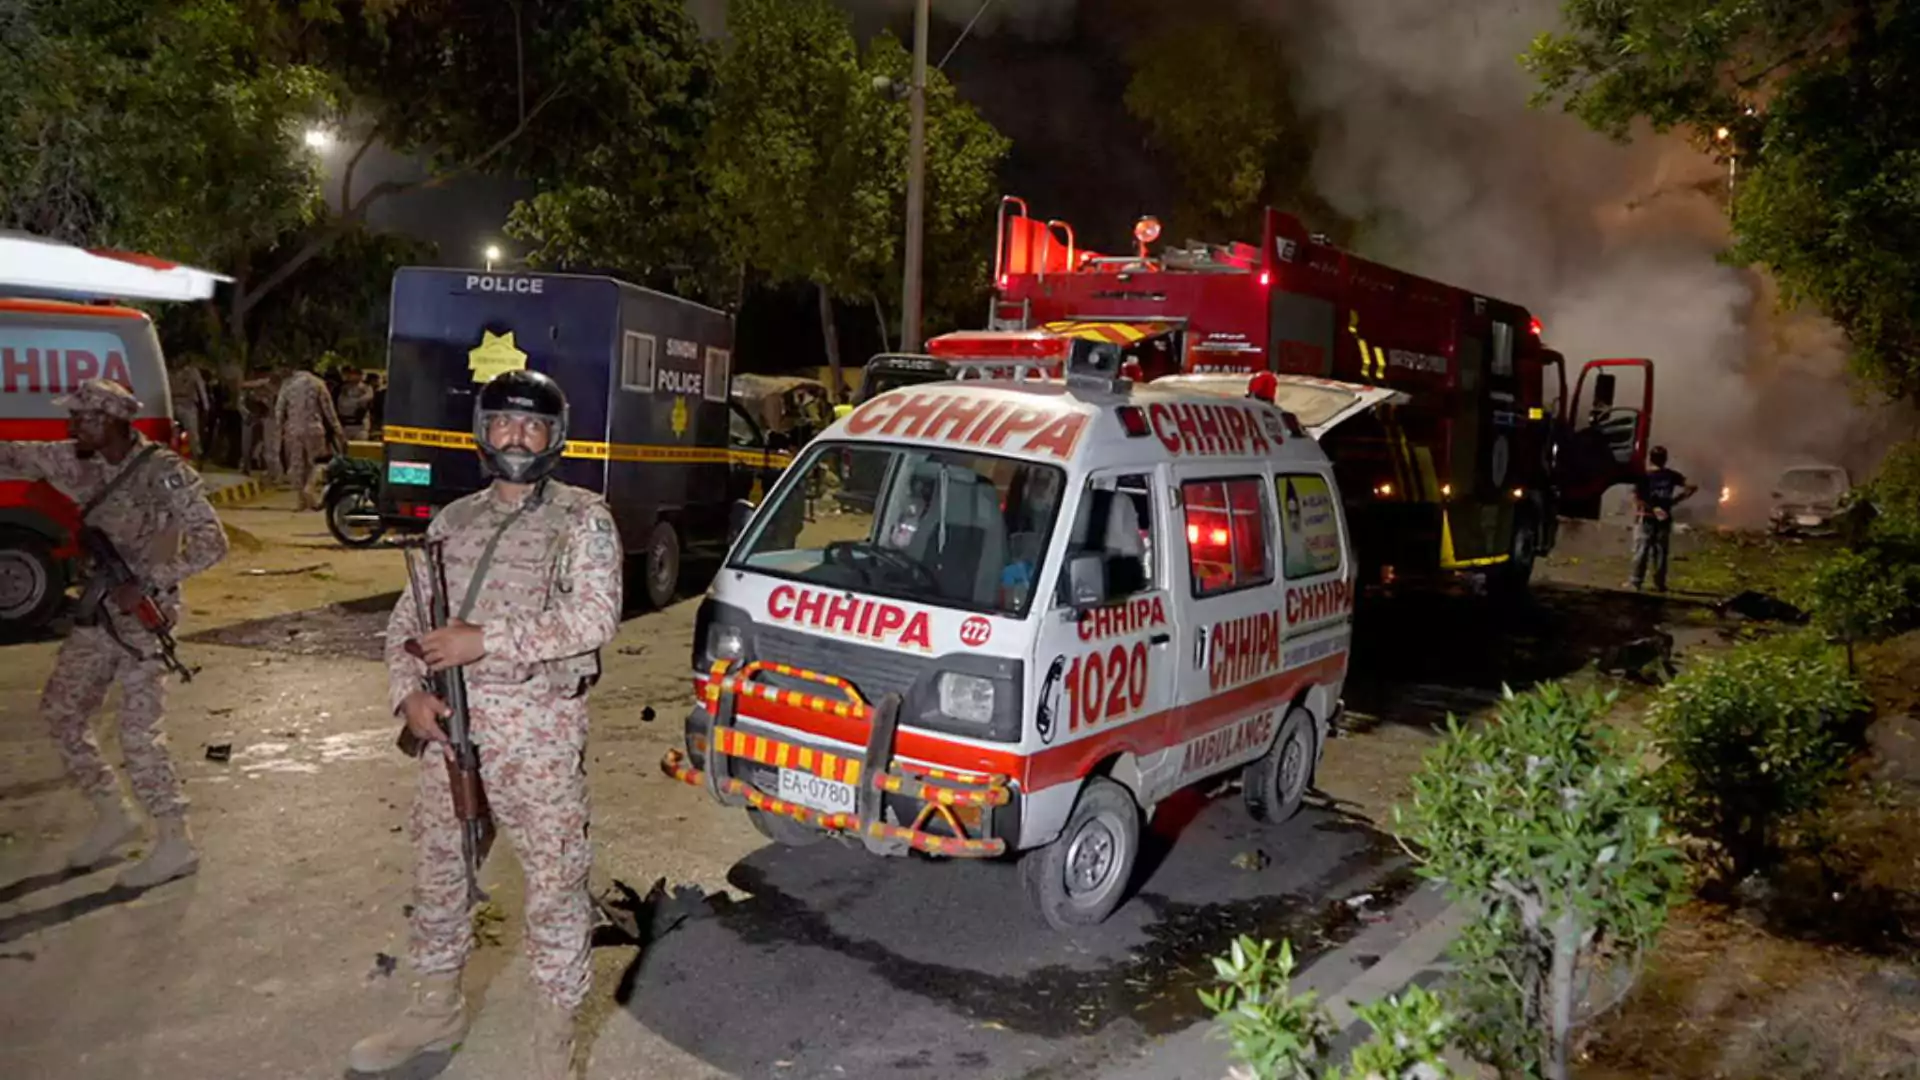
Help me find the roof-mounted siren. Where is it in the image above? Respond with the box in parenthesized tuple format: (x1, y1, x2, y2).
(1133, 216, 1162, 261)
(1065, 338, 1130, 394)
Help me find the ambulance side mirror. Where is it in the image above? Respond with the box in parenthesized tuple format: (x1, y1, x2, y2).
(729, 499, 755, 543)
(1065, 553, 1109, 611)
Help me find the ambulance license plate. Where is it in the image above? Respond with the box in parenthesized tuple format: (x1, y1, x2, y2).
(388, 461, 431, 486)
(778, 768, 857, 817)
(1797, 515, 1823, 527)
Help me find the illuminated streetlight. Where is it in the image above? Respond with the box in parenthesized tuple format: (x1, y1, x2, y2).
(484, 244, 502, 271)
(1715, 125, 1731, 141)
(304, 127, 332, 150)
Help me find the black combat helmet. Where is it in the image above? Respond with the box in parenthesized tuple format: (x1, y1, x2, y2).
(473, 369, 569, 483)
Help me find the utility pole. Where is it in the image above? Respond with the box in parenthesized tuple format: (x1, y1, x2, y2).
(899, 0, 930, 354)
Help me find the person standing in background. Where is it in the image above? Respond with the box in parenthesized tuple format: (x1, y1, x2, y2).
(368, 371, 387, 436)
(167, 362, 210, 462)
(274, 367, 345, 511)
(1629, 445, 1699, 592)
(336, 366, 375, 442)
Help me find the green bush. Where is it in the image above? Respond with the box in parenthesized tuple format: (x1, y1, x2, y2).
(1200, 935, 1455, 1080)
(1801, 549, 1914, 669)
(1397, 684, 1681, 1080)
(1649, 633, 1868, 881)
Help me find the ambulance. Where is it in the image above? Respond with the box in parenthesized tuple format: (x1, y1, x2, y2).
(661, 341, 1356, 929)
(0, 234, 227, 632)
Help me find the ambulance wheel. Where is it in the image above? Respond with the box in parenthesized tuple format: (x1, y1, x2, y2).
(1021, 777, 1140, 929)
(0, 529, 64, 634)
(1244, 707, 1316, 824)
(642, 521, 681, 610)
(748, 809, 824, 847)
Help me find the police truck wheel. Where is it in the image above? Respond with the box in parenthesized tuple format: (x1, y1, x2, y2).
(643, 522, 681, 609)
(1244, 707, 1316, 824)
(0, 529, 64, 634)
(1021, 778, 1140, 930)
(749, 809, 825, 847)
(1491, 513, 1539, 601)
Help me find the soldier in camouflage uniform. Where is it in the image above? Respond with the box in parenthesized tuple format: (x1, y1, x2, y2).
(351, 369, 621, 1080)
(0, 379, 228, 888)
(273, 367, 344, 510)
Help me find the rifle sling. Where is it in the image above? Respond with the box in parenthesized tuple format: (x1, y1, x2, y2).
(80, 443, 162, 520)
(454, 482, 546, 623)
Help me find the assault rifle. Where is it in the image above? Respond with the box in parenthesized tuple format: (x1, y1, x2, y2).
(400, 540, 492, 907)
(76, 525, 193, 681)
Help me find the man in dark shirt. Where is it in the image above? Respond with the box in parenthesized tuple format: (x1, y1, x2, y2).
(1630, 445, 1698, 591)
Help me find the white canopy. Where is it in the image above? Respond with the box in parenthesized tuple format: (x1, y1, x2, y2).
(0, 231, 231, 303)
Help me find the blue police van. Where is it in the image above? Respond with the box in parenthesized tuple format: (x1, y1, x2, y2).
(379, 267, 792, 608)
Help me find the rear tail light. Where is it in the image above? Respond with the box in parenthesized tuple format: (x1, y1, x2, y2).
(397, 502, 433, 520)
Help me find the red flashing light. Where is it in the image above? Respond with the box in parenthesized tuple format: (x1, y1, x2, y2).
(1259, 269, 1272, 288)
(1529, 316, 1544, 338)
(997, 274, 1009, 289)
(927, 333, 1068, 359)
(1116, 405, 1150, 437)
(1248, 371, 1278, 403)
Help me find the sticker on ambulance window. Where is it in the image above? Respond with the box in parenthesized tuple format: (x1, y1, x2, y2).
(1278, 474, 1341, 578)
(388, 461, 431, 486)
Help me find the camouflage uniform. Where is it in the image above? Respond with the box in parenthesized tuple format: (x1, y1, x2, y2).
(168, 365, 210, 461)
(273, 370, 343, 509)
(0, 382, 228, 822)
(385, 480, 622, 1011)
(336, 380, 375, 442)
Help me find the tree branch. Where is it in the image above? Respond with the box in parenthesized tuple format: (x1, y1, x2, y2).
(237, 84, 568, 317)
(341, 122, 384, 217)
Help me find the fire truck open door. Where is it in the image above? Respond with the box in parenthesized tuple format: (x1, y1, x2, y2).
(1554, 358, 1654, 518)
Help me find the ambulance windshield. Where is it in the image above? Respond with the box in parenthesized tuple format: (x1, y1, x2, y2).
(734, 443, 1067, 618)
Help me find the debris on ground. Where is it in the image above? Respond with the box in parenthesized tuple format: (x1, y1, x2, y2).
(640, 706, 656, 724)
(1344, 892, 1376, 909)
(591, 876, 708, 949)
(618, 644, 647, 656)
(369, 952, 397, 979)
(244, 563, 330, 576)
(1230, 849, 1271, 871)
(1719, 590, 1809, 624)
(1599, 632, 1675, 683)
(204, 744, 233, 763)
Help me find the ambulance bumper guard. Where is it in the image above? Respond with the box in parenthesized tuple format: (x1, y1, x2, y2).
(659, 660, 1010, 858)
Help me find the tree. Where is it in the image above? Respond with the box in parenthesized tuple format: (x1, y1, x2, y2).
(1121, 12, 1345, 244)
(1525, 1, 1920, 405)
(0, 0, 328, 264)
(1398, 685, 1681, 1080)
(245, 0, 717, 346)
(698, 0, 1009, 389)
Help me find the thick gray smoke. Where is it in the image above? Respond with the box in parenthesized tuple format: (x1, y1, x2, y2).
(1256, 0, 1908, 516)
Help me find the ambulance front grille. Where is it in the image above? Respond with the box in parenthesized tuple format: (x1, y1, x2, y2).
(749, 624, 927, 703)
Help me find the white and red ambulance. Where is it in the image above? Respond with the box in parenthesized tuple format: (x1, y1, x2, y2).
(662, 343, 1357, 929)
(0, 234, 228, 631)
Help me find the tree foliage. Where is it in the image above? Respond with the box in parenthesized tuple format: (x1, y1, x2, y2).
(1121, 13, 1338, 244)
(1397, 684, 1681, 1080)
(1648, 632, 1868, 881)
(1200, 935, 1456, 1080)
(1525, 0, 1920, 404)
(0, 0, 328, 263)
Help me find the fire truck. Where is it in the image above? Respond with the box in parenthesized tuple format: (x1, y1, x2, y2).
(906, 197, 1656, 593)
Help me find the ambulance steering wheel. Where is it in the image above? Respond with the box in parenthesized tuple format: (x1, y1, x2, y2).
(826, 540, 942, 593)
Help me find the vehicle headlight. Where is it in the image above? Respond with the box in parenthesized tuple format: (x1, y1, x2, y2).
(937, 673, 996, 725)
(705, 623, 745, 665)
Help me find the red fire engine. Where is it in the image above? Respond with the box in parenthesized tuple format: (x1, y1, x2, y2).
(912, 196, 1656, 592)
(0, 234, 227, 631)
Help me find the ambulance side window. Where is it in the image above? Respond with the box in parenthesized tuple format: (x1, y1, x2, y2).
(1060, 473, 1155, 603)
(620, 332, 656, 392)
(1182, 477, 1273, 597)
(1275, 472, 1343, 579)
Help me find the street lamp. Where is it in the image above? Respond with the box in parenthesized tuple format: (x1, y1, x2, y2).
(898, 0, 931, 354)
(484, 244, 503, 272)
(304, 127, 332, 150)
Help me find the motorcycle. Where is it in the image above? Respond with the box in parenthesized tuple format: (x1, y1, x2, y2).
(322, 454, 386, 548)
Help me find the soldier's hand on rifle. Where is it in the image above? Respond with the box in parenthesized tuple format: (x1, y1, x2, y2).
(110, 583, 146, 614)
(417, 619, 487, 671)
(400, 690, 453, 753)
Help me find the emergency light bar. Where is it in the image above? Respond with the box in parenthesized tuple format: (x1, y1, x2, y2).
(0, 232, 231, 303)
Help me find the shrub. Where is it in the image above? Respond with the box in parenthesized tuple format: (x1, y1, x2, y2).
(1801, 549, 1913, 669)
(1201, 935, 1455, 1080)
(1648, 633, 1868, 881)
(1396, 684, 1681, 1080)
